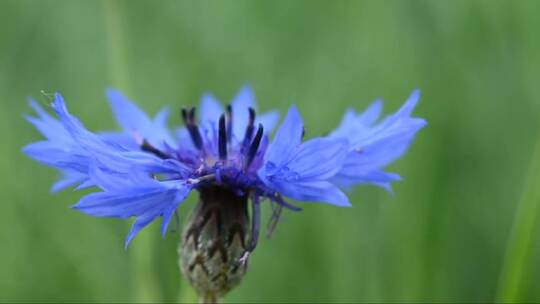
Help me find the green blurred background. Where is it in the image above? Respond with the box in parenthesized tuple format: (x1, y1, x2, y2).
(2, 0, 540, 302)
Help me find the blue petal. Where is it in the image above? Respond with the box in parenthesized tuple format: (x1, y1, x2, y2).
(175, 127, 197, 151)
(259, 141, 350, 206)
(331, 151, 401, 191)
(263, 106, 303, 166)
(200, 93, 224, 125)
(357, 99, 383, 126)
(330, 100, 383, 140)
(198, 85, 280, 141)
(89, 149, 190, 178)
(282, 138, 348, 180)
(75, 179, 96, 191)
(231, 85, 280, 136)
(51, 93, 184, 177)
(106, 88, 152, 132)
(99, 131, 139, 150)
(51, 170, 88, 193)
(23, 97, 92, 190)
(72, 167, 191, 247)
(267, 179, 350, 207)
(257, 110, 280, 134)
(231, 85, 256, 140)
(259, 106, 350, 206)
(27, 94, 183, 192)
(25, 99, 71, 142)
(330, 90, 427, 189)
(22, 141, 90, 173)
(106, 88, 175, 149)
(51, 93, 104, 148)
(160, 201, 179, 237)
(153, 107, 171, 128)
(345, 90, 425, 150)
(74, 186, 179, 218)
(125, 214, 155, 248)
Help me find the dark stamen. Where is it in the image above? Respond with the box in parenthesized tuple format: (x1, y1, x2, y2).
(244, 124, 263, 168)
(266, 203, 283, 239)
(181, 107, 203, 150)
(242, 108, 256, 151)
(265, 195, 301, 238)
(218, 114, 227, 160)
(226, 104, 233, 142)
(188, 107, 196, 123)
(247, 198, 260, 251)
(238, 196, 261, 266)
(172, 210, 180, 233)
(274, 194, 302, 212)
(248, 107, 256, 122)
(188, 127, 203, 150)
(141, 140, 169, 159)
(181, 108, 188, 123)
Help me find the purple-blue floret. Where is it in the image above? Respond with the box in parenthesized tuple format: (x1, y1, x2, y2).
(23, 86, 426, 247)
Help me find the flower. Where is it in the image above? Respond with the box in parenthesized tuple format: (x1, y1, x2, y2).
(23, 86, 426, 251)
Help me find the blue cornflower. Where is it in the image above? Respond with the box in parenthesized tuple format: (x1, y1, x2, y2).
(23, 86, 426, 254)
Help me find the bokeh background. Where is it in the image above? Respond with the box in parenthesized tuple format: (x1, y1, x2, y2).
(2, 0, 540, 302)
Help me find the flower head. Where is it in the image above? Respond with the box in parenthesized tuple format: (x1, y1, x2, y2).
(23, 86, 426, 250)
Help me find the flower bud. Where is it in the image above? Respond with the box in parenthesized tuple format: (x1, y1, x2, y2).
(179, 187, 250, 303)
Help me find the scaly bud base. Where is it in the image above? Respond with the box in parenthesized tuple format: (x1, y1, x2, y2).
(179, 186, 250, 302)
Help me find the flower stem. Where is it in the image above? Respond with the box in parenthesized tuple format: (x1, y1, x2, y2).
(496, 137, 540, 302)
(102, 1, 160, 301)
(199, 294, 219, 304)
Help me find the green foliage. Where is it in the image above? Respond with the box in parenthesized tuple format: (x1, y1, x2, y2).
(1, 0, 540, 302)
